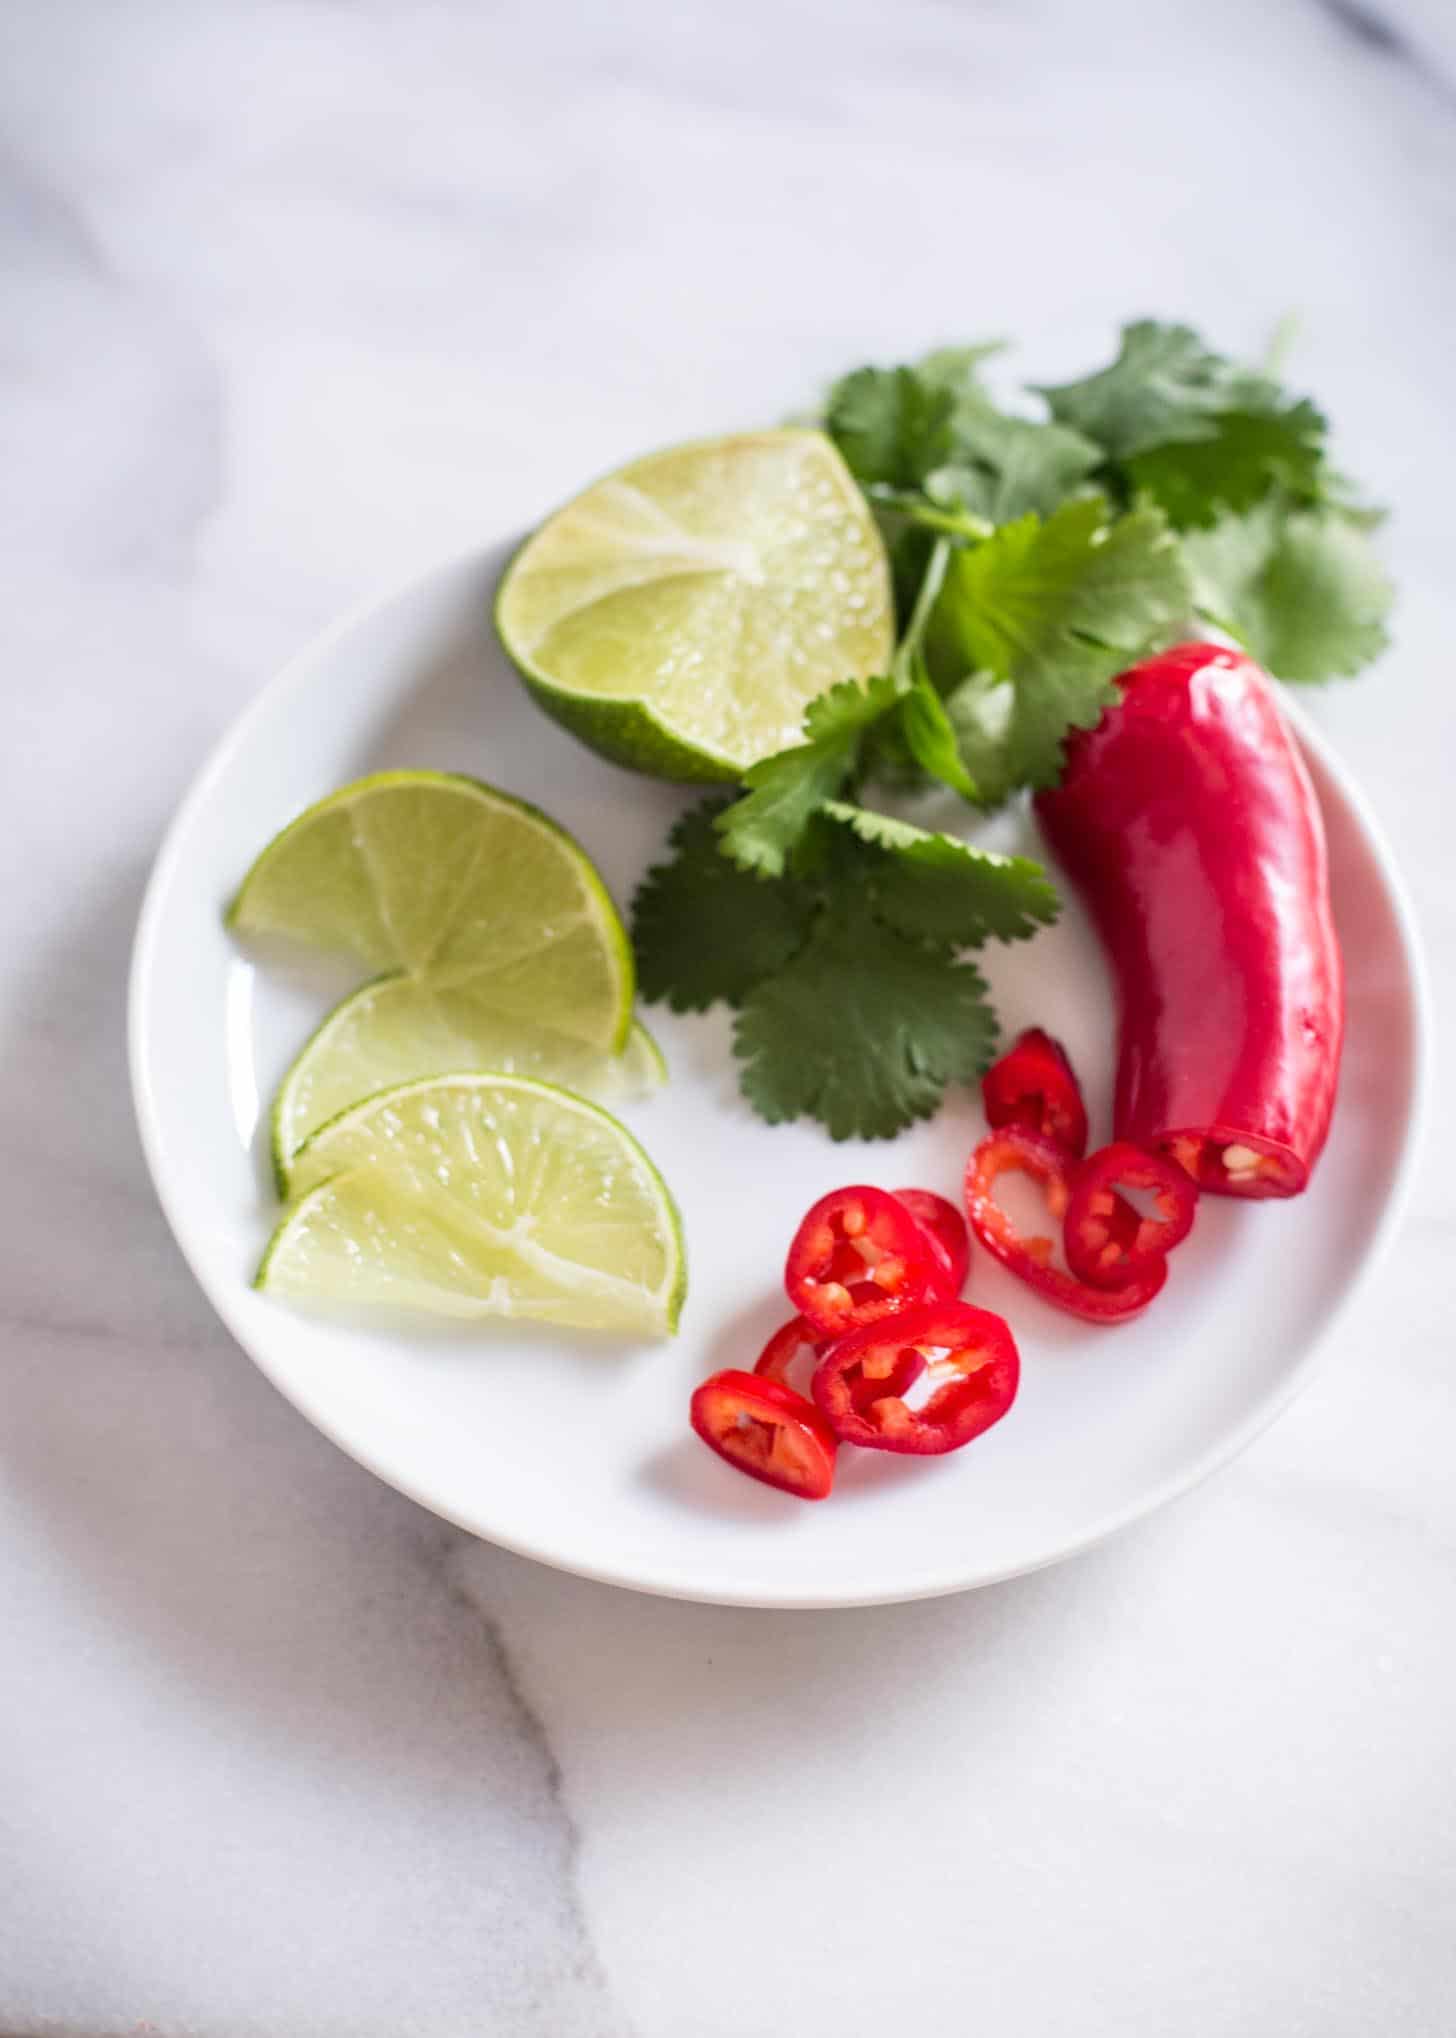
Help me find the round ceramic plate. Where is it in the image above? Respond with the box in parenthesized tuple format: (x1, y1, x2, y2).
(130, 541, 1428, 1607)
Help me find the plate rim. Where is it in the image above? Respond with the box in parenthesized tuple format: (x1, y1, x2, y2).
(129, 541, 1434, 1608)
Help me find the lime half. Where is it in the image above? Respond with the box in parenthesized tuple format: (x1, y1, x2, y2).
(260, 1075, 685, 1336)
(271, 977, 665, 1193)
(495, 429, 895, 780)
(227, 770, 633, 1049)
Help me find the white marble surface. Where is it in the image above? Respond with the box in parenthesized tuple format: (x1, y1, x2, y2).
(3, 1, 1455, 2030)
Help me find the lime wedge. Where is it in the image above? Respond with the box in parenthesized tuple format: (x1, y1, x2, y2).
(227, 771, 633, 1049)
(259, 1075, 685, 1336)
(270, 978, 665, 1193)
(495, 429, 895, 780)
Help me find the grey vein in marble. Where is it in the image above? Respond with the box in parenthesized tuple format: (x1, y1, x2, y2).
(1318, 0, 1456, 101)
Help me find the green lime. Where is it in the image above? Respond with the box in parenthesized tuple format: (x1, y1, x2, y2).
(271, 979, 665, 1193)
(259, 1075, 685, 1336)
(227, 770, 633, 1054)
(494, 429, 895, 780)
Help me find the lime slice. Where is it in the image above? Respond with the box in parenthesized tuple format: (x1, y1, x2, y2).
(227, 770, 633, 1049)
(495, 429, 895, 780)
(270, 977, 666, 1193)
(259, 1076, 685, 1336)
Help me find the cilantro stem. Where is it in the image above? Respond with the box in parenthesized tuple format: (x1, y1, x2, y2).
(893, 534, 952, 685)
(863, 483, 993, 546)
(904, 501, 995, 544)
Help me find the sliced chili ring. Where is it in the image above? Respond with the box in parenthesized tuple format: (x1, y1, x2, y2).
(892, 1188, 970, 1295)
(690, 1369, 838, 1501)
(981, 1027, 1089, 1157)
(785, 1184, 940, 1340)
(754, 1314, 823, 1389)
(756, 1313, 926, 1411)
(811, 1299, 1020, 1456)
(964, 1127, 1166, 1323)
(1064, 1141, 1198, 1290)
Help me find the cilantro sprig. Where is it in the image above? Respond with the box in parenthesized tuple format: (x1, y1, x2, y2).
(632, 786, 1055, 1140)
(631, 318, 1392, 1139)
(831, 320, 1391, 703)
(734, 909, 999, 1143)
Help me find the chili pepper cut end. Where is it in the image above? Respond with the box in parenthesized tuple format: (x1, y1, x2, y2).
(1160, 1128, 1306, 1200)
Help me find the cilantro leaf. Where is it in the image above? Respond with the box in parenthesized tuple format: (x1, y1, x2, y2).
(715, 674, 903, 877)
(915, 343, 1006, 401)
(933, 498, 1189, 678)
(819, 801, 1059, 946)
(734, 909, 999, 1140)
(1035, 320, 1255, 459)
(927, 404, 1101, 524)
(1182, 502, 1393, 682)
(928, 497, 1191, 788)
(1123, 398, 1328, 528)
(859, 698, 931, 793)
(800, 672, 904, 745)
(897, 669, 980, 800)
(824, 366, 955, 489)
(1037, 322, 1347, 538)
(632, 798, 813, 1009)
(824, 344, 1005, 493)
(714, 745, 857, 879)
(940, 671, 1019, 811)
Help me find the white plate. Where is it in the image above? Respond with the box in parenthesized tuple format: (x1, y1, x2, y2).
(130, 541, 1429, 1607)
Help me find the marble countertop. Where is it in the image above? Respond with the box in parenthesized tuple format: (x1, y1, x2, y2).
(3, 1, 1454, 2030)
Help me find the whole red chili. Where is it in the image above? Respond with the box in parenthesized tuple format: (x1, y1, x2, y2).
(892, 1188, 971, 1295)
(964, 1126, 1166, 1322)
(980, 1028, 1088, 1157)
(811, 1299, 1019, 1456)
(690, 1369, 838, 1501)
(1063, 1141, 1198, 1290)
(1035, 642, 1343, 1199)
(785, 1184, 940, 1340)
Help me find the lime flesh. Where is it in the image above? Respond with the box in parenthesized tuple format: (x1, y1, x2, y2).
(495, 429, 895, 780)
(271, 981, 665, 1194)
(260, 1075, 685, 1336)
(228, 770, 633, 1051)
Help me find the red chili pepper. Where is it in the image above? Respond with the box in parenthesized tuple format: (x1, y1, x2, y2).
(980, 1028, 1088, 1157)
(964, 1127, 1166, 1322)
(811, 1299, 1019, 1456)
(892, 1188, 971, 1295)
(1035, 642, 1343, 1199)
(785, 1184, 940, 1340)
(690, 1369, 838, 1501)
(1063, 1141, 1198, 1290)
